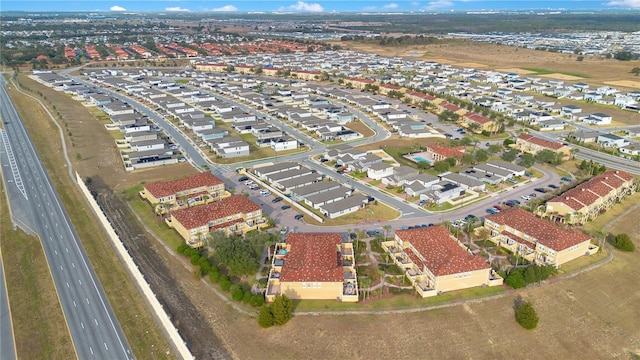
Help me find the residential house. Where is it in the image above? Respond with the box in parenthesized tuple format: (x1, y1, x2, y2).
(381, 166, 420, 187)
(382, 226, 500, 298)
(319, 193, 369, 219)
(270, 137, 299, 152)
(266, 233, 358, 302)
(209, 137, 250, 158)
(367, 162, 395, 180)
(583, 113, 612, 125)
(596, 134, 629, 148)
(166, 195, 264, 247)
(461, 112, 496, 133)
(484, 207, 597, 267)
(425, 144, 465, 164)
(544, 170, 635, 225)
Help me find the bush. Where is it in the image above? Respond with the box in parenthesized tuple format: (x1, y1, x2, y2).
(231, 285, 244, 301)
(505, 269, 526, 289)
(611, 233, 635, 252)
(220, 280, 232, 292)
(270, 294, 293, 325)
(209, 268, 220, 283)
(250, 294, 265, 307)
(258, 305, 274, 328)
(177, 244, 190, 254)
(242, 291, 252, 304)
(190, 254, 201, 265)
(515, 301, 539, 330)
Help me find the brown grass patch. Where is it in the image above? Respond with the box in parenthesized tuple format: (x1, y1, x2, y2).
(496, 68, 538, 75)
(454, 62, 487, 68)
(344, 119, 375, 138)
(0, 182, 76, 359)
(539, 73, 585, 81)
(605, 80, 640, 90)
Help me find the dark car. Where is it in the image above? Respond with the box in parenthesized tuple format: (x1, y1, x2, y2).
(334, 163, 342, 168)
(494, 205, 503, 211)
(548, 184, 559, 189)
(367, 196, 375, 203)
(294, 214, 304, 220)
(238, 176, 249, 182)
(281, 205, 291, 210)
(320, 158, 329, 162)
(561, 176, 572, 182)
(336, 170, 344, 174)
(272, 197, 283, 203)
(534, 187, 547, 193)
(465, 214, 477, 221)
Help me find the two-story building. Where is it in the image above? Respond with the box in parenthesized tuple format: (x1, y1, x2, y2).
(266, 233, 358, 302)
(484, 207, 596, 267)
(140, 172, 228, 213)
(166, 195, 265, 247)
(382, 226, 501, 298)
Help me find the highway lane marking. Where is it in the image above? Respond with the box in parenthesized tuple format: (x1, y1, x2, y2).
(78, 279, 82, 285)
(60, 265, 63, 271)
(104, 343, 109, 351)
(66, 282, 69, 288)
(65, 247, 69, 252)
(72, 262, 75, 268)
(73, 301, 76, 307)
(90, 347, 93, 355)
(94, 318, 99, 326)
(85, 297, 90, 305)
(81, 322, 84, 329)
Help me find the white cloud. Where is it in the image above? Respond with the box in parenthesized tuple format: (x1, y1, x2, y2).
(110, 5, 126, 11)
(425, 0, 453, 9)
(383, 3, 399, 8)
(166, 6, 190, 11)
(411, 2, 420, 6)
(212, 5, 238, 11)
(285, 1, 324, 12)
(606, 0, 640, 7)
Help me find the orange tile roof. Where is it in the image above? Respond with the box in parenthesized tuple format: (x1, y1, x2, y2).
(517, 133, 565, 151)
(440, 102, 461, 112)
(170, 194, 260, 230)
(427, 144, 465, 158)
(465, 112, 492, 124)
(396, 226, 489, 276)
(485, 207, 591, 251)
(549, 170, 634, 211)
(280, 233, 344, 283)
(145, 172, 223, 198)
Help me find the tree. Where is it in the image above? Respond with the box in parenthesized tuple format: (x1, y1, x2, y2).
(270, 294, 293, 325)
(501, 149, 518, 162)
(503, 138, 515, 147)
(474, 149, 489, 163)
(519, 153, 535, 168)
(505, 269, 526, 289)
(433, 160, 450, 173)
(258, 305, 274, 328)
(611, 233, 635, 252)
(632, 67, 640, 76)
(515, 300, 539, 330)
(231, 284, 244, 301)
(487, 144, 503, 155)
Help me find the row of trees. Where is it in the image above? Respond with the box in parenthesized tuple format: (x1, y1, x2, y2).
(610, 233, 635, 252)
(503, 264, 558, 289)
(258, 294, 293, 328)
(208, 231, 279, 279)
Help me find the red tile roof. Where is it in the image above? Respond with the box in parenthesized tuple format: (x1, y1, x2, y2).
(517, 133, 565, 151)
(548, 170, 634, 211)
(145, 172, 223, 198)
(280, 233, 344, 282)
(485, 207, 591, 251)
(170, 195, 260, 230)
(346, 77, 375, 84)
(427, 144, 465, 158)
(396, 226, 489, 276)
(440, 102, 462, 112)
(405, 90, 436, 101)
(465, 112, 492, 124)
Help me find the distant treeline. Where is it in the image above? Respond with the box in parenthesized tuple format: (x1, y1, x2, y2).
(340, 34, 441, 46)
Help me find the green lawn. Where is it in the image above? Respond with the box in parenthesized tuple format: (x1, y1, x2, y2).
(521, 67, 589, 78)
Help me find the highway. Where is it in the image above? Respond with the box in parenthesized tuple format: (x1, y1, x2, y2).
(0, 78, 133, 359)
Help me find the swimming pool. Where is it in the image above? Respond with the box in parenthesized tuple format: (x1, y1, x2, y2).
(414, 157, 430, 163)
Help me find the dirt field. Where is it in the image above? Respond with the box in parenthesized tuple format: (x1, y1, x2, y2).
(606, 80, 640, 90)
(340, 41, 640, 89)
(540, 73, 585, 81)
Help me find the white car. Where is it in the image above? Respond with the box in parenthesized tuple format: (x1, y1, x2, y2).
(260, 190, 271, 196)
(244, 180, 254, 185)
(521, 195, 531, 200)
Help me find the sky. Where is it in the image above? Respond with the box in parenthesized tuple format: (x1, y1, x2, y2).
(3, 0, 640, 13)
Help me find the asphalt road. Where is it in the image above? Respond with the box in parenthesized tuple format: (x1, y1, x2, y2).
(0, 79, 133, 360)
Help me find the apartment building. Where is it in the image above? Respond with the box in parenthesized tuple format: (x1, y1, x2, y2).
(140, 172, 227, 213)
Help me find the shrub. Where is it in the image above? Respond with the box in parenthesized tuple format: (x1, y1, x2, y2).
(231, 285, 244, 301)
(220, 280, 232, 292)
(270, 294, 293, 325)
(611, 233, 635, 252)
(515, 301, 539, 330)
(258, 305, 274, 328)
(505, 269, 526, 289)
(242, 291, 252, 304)
(209, 269, 220, 283)
(177, 244, 190, 254)
(250, 294, 265, 307)
(190, 254, 201, 265)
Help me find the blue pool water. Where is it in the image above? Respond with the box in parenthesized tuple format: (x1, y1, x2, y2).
(414, 157, 430, 163)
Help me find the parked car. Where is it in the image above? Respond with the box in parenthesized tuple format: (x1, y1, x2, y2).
(493, 205, 503, 211)
(521, 195, 531, 200)
(319, 158, 329, 162)
(548, 184, 559, 189)
(294, 214, 304, 220)
(281, 205, 291, 210)
(249, 184, 259, 190)
(244, 180, 254, 185)
(238, 176, 249, 182)
(529, 193, 537, 198)
(334, 164, 342, 168)
(534, 188, 547, 193)
(272, 197, 283, 203)
(260, 190, 271, 196)
(561, 177, 572, 182)
(418, 200, 427, 206)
